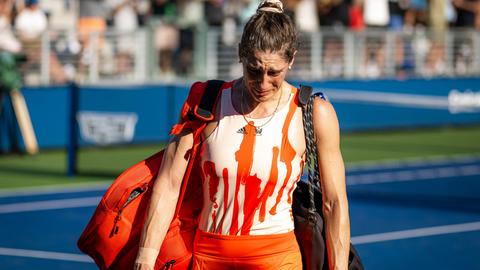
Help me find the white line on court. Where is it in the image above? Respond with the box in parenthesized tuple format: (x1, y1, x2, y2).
(324, 89, 449, 110)
(352, 221, 480, 245)
(1, 164, 477, 213)
(347, 164, 480, 185)
(347, 154, 480, 172)
(0, 154, 477, 198)
(0, 247, 93, 263)
(1, 221, 479, 263)
(0, 197, 101, 214)
(0, 183, 111, 198)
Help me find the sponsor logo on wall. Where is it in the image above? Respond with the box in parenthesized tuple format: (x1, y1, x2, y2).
(448, 90, 480, 114)
(77, 111, 138, 145)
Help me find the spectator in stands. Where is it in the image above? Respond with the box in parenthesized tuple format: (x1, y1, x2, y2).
(362, 0, 390, 78)
(0, 0, 21, 114)
(78, 0, 108, 44)
(452, 0, 479, 75)
(429, 0, 448, 31)
(453, 0, 480, 29)
(0, 0, 21, 53)
(150, 0, 176, 16)
(388, 0, 407, 30)
(317, 1, 349, 77)
(424, 42, 447, 76)
(427, 0, 450, 77)
(317, 0, 350, 27)
(150, 0, 179, 79)
(363, 43, 385, 78)
(295, 0, 319, 33)
(106, 0, 140, 75)
(14, 0, 66, 84)
(204, 0, 223, 27)
(404, 0, 427, 29)
(174, 0, 203, 75)
(77, 0, 108, 77)
(14, 0, 47, 41)
(322, 38, 344, 77)
(221, 0, 243, 46)
(363, 0, 389, 27)
(349, 0, 364, 31)
(446, 0, 458, 26)
(394, 36, 415, 78)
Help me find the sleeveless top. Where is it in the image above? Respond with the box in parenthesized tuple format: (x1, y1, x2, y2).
(198, 85, 305, 236)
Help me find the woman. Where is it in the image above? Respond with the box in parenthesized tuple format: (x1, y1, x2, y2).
(134, 0, 350, 269)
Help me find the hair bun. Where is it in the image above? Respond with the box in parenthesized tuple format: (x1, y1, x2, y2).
(257, 0, 284, 13)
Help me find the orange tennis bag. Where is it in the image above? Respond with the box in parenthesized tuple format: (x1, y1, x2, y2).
(77, 80, 226, 270)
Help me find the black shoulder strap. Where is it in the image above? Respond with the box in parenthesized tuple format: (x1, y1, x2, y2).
(299, 85, 327, 105)
(193, 80, 225, 121)
(299, 85, 313, 106)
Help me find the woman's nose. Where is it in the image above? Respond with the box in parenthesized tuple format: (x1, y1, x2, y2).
(258, 73, 270, 89)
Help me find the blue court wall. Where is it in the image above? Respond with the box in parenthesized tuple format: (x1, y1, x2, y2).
(1, 78, 479, 150)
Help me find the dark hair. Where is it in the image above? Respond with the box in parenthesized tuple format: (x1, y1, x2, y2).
(239, 0, 298, 62)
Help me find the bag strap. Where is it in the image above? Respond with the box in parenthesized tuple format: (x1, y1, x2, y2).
(193, 80, 225, 121)
(171, 80, 226, 136)
(174, 80, 225, 215)
(300, 85, 326, 220)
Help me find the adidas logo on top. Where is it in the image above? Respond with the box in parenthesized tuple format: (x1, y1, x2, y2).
(236, 126, 263, 136)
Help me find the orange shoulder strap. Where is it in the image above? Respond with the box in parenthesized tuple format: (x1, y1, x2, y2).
(173, 80, 227, 215)
(170, 80, 226, 137)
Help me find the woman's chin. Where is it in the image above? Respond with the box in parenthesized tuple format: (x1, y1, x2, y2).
(253, 90, 273, 101)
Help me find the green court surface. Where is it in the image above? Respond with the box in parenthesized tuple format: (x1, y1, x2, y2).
(0, 125, 479, 189)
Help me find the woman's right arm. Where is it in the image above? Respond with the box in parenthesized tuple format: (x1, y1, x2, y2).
(134, 131, 194, 270)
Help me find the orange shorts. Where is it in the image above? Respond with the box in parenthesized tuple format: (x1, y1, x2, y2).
(193, 230, 302, 270)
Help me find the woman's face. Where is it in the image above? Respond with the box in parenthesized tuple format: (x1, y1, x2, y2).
(242, 50, 292, 103)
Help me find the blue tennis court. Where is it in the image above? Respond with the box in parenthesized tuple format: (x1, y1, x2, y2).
(0, 155, 479, 270)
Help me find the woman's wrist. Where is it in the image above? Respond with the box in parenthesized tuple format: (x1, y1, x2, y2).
(135, 247, 159, 268)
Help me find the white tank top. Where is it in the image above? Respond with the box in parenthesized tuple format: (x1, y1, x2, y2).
(198, 86, 305, 235)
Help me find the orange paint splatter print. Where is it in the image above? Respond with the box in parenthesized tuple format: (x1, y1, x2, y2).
(203, 161, 220, 207)
(241, 174, 262, 235)
(203, 161, 220, 231)
(217, 168, 229, 233)
(270, 97, 298, 215)
(258, 147, 279, 222)
(231, 122, 256, 235)
(197, 87, 304, 235)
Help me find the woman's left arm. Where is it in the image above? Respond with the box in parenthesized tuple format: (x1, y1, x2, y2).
(312, 97, 350, 270)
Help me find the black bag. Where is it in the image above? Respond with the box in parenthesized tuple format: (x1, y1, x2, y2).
(292, 87, 364, 270)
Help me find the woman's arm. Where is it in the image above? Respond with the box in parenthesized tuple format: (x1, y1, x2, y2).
(134, 131, 194, 270)
(312, 97, 350, 270)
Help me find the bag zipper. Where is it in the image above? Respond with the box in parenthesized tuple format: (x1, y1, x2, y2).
(164, 259, 176, 269)
(110, 184, 148, 237)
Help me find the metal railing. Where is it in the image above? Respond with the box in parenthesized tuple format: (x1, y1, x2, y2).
(6, 26, 480, 86)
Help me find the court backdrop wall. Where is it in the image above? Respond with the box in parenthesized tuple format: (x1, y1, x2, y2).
(1, 78, 479, 151)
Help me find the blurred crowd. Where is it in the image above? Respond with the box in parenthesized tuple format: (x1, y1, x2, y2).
(0, 0, 479, 85)
(290, 0, 480, 32)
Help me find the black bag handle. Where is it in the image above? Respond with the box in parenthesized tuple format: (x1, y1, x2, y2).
(299, 86, 365, 270)
(300, 86, 325, 221)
